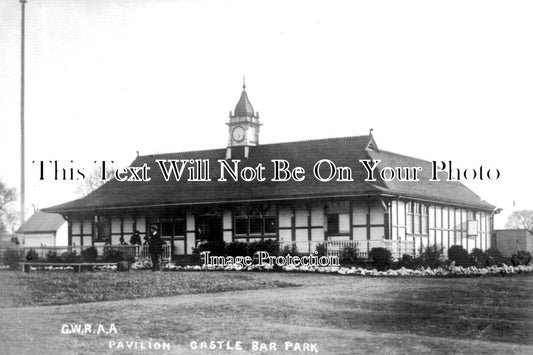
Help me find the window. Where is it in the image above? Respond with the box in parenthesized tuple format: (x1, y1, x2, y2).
(327, 214, 340, 234)
(162, 221, 174, 237)
(249, 216, 262, 235)
(406, 202, 428, 235)
(421, 204, 429, 235)
(95, 216, 111, 242)
(326, 201, 350, 234)
(233, 206, 277, 236)
(150, 218, 186, 238)
(235, 218, 248, 235)
(174, 220, 186, 235)
(264, 216, 277, 234)
(406, 203, 413, 234)
(413, 203, 421, 234)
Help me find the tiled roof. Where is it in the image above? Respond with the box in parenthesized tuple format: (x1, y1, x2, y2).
(44, 135, 495, 213)
(16, 210, 66, 233)
(366, 149, 494, 209)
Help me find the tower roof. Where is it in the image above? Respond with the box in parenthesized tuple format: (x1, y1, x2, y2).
(233, 82, 256, 117)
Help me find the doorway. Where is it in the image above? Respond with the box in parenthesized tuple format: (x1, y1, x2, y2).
(196, 215, 223, 242)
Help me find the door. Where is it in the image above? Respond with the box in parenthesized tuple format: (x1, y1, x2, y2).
(196, 215, 223, 242)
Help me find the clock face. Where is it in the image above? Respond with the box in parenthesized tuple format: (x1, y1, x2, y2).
(232, 126, 245, 142)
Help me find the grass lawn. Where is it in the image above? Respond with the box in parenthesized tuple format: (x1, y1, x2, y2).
(0, 270, 532, 354)
(0, 270, 303, 307)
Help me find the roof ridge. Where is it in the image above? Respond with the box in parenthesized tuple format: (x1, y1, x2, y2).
(140, 146, 226, 158)
(259, 134, 371, 147)
(375, 149, 433, 164)
(140, 135, 372, 158)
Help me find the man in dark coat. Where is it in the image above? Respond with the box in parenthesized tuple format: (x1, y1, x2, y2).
(148, 225, 164, 271)
(129, 230, 142, 246)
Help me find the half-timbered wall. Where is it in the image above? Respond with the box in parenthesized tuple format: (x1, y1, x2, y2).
(67, 198, 491, 257)
(390, 200, 492, 254)
(70, 216, 145, 247)
(70, 218, 93, 246)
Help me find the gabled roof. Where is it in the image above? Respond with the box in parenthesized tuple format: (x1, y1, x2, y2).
(44, 135, 495, 213)
(16, 210, 66, 233)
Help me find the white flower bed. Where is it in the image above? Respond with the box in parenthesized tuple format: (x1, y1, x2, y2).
(95, 264, 117, 271)
(22, 260, 533, 277)
(130, 260, 152, 270)
(159, 262, 533, 277)
(26, 264, 117, 272)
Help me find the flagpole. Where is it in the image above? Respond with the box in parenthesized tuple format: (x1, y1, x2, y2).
(20, 0, 27, 223)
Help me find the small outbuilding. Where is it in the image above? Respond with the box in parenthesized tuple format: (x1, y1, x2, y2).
(492, 229, 533, 257)
(16, 210, 68, 247)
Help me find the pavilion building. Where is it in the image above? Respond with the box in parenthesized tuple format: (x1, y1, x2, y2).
(45, 84, 496, 258)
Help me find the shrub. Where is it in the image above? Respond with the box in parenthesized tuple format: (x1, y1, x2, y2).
(81, 246, 98, 262)
(116, 260, 130, 272)
(195, 241, 226, 256)
(259, 239, 280, 256)
(61, 250, 79, 263)
(247, 239, 280, 258)
(368, 247, 392, 270)
(315, 243, 327, 257)
(225, 241, 248, 257)
(4, 248, 22, 270)
(280, 243, 299, 256)
(397, 254, 416, 268)
(45, 251, 61, 263)
(339, 245, 358, 265)
(172, 254, 202, 266)
(469, 248, 488, 268)
(419, 245, 445, 268)
(447, 245, 469, 266)
(510, 251, 532, 266)
(102, 249, 124, 262)
(26, 249, 39, 262)
(485, 247, 505, 266)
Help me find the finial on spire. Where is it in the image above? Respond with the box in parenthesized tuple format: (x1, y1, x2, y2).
(242, 75, 246, 90)
(369, 128, 374, 136)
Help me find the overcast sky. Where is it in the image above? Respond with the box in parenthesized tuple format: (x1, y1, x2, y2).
(0, 0, 532, 228)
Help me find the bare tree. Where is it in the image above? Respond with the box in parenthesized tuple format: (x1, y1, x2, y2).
(0, 180, 18, 235)
(505, 210, 533, 232)
(75, 166, 114, 197)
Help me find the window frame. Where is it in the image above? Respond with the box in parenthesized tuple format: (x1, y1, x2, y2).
(233, 206, 277, 237)
(95, 215, 111, 242)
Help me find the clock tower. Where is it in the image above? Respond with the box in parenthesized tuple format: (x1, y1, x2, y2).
(226, 79, 261, 159)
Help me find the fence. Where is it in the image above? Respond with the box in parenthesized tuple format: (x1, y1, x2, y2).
(1, 239, 415, 264)
(280, 239, 415, 260)
(1, 244, 172, 263)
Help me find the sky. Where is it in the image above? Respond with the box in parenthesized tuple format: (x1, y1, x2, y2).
(0, 0, 532, 229)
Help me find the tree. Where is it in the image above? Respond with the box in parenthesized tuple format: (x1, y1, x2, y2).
(0, 180, 18, 235)
(505, 210, 533, 233)
(75, 166, 114, 197)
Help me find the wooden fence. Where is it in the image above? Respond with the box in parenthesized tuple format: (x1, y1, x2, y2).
(1, 244, 172, 263)
(280, 239, 415, 260)
(2, 239, 415, 264)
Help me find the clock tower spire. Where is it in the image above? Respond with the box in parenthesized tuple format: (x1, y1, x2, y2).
(226, 78, 261, 159)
